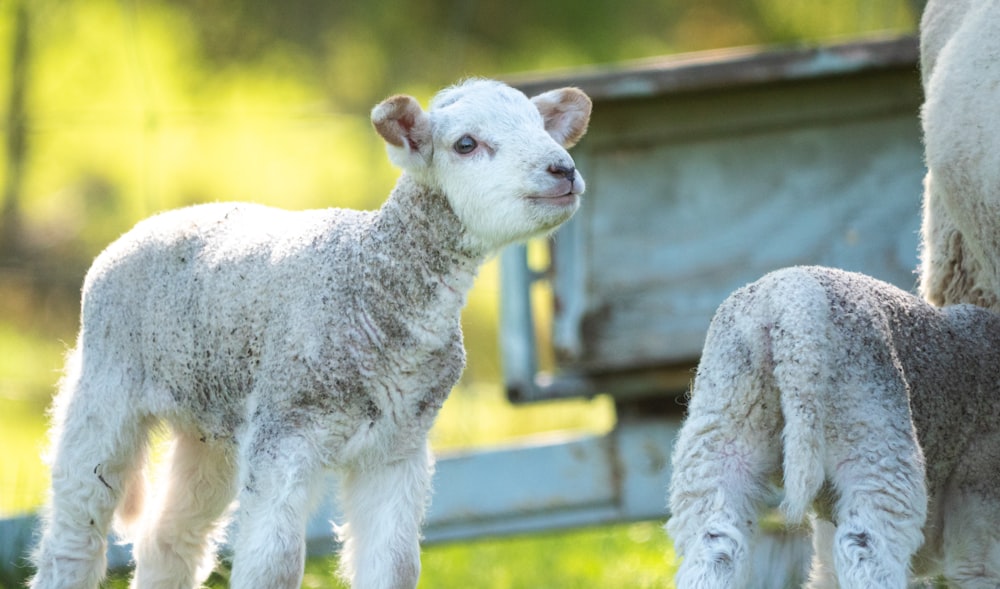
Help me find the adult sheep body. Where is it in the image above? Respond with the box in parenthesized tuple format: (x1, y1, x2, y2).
(667, 265, 1000, 588)
(920, 0, 1000, 309)
(29, 79, 591, 589)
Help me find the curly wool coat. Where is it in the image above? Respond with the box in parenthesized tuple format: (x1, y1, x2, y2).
(668, 266, 1000, 588)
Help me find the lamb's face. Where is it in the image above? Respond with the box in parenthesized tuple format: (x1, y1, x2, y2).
(372, 79, 592, 252)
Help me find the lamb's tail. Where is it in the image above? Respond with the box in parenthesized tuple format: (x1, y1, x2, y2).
(778, 391, 827, 525)
(770, 271, 834, 525)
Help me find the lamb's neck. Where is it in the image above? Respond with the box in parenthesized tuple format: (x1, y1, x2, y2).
(366, 174, 485, 310)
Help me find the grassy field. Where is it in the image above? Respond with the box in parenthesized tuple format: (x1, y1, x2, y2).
(2, 521, 677, 588)
(88, 522, 678, 589)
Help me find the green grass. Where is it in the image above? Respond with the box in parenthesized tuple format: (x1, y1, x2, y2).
(0, 398, 51, 516)
(93, 522, 677, 589)
(1, 520, 678, 588)
(415, 522, 676, 588)
(0, 320, 64, 516)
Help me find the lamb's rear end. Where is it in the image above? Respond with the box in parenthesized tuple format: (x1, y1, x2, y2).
(668, 267, 935, 588)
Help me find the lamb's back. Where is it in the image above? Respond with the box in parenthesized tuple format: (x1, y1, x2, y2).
(798, 267, 1000, 493)
(79, 202, 373, 411)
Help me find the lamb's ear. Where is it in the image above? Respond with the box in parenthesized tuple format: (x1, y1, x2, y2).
(372, 94, 433, 167)
(531, 87, 592, 149)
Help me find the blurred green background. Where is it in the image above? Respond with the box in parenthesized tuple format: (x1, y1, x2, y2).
(0, 1, 920, 586)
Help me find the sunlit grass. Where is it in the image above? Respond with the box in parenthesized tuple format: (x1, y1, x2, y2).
(93, 521, 678, 589)
(0, 323, 64, 515)
(416, 522, 677, 588)
(0, 323, 67, 400)
(0, 397, 49, 516)
(431, 382, 615, 452)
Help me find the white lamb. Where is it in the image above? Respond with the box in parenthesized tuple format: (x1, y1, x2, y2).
(919, 0, 1000, 310)
(28, 79, 591, 589)
(667, 265, 1000, 588)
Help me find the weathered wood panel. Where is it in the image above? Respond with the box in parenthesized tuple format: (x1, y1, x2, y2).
(505, 37, 924, 400)
(579, 103, 922, 370)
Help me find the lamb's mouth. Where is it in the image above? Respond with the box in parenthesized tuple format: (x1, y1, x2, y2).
(526, 193, 579, 207)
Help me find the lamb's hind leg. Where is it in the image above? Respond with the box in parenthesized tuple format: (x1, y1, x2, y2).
(938, 434, 1000, 589)
(939, 492, 1000, 588)
(829, 424, 926, 589)
(667, 351, 783, 587)
(668, 413, 781, 588)
(30, 350, 151, 589)
(938, 493, 1000, 589)
(130, 429, 237, 589)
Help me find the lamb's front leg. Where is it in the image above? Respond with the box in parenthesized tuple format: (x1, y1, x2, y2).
(337, 442, 434, 589)
(228, 433, 325, 589)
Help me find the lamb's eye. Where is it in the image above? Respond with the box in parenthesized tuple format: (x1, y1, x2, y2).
(453, 135, 478, 155)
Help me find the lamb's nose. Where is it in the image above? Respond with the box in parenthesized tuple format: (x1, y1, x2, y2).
(548, 164, 575, 183)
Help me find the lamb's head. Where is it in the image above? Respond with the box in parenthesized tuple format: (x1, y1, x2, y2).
(371, 79, 592, 252)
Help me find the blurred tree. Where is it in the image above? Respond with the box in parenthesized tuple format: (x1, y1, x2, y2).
(151, 0, 923, 108)
(1, 0, 29, 258)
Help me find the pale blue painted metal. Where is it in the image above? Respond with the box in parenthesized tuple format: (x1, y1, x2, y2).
(505, 35, 923, 402)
